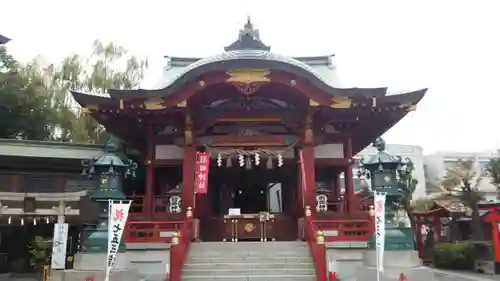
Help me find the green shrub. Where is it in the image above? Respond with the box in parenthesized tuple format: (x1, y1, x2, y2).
(468, 241, 494, 260)
(432, 242, 474, 269)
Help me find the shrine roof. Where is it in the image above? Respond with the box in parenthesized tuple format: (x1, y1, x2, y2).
(0, 34, 10, 45)
(71, 86, 425, 109)
(0, 138, 104, 159)
(72, 18, 420, 105)
(166, 55, 334, 68)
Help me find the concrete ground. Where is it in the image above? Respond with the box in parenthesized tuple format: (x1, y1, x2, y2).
(434, 269, 500, 281)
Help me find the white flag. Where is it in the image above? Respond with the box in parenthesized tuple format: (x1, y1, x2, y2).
(51, 223, 69, 269)
(374, 192, 386, 273)
(105, 200, 131, 281)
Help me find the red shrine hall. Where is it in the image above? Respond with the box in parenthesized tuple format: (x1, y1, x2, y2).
(71, 20, 426, 243)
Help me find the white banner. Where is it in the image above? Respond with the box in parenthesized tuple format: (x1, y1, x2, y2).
(374, 192, 386, 274)
(50, 223, 69, 269)
(105, 200, 131, 281)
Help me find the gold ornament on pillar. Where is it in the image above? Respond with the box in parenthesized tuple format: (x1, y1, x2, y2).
(305, 205, 312, 217)
(184, 115, 193, 146)
(304, 115, 314, 145)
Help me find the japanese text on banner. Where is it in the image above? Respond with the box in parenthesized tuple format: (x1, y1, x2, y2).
(194, 152, 210, 194)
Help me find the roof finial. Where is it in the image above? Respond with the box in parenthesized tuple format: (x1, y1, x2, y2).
(224, 17, 270, 52)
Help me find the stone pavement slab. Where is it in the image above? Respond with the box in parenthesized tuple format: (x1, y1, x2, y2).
(434, 269, 500, 281)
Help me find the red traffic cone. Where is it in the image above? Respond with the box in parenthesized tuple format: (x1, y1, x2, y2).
(329, 271, 339, 281)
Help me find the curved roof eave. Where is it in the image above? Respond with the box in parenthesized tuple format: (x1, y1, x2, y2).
(71, 91, 115, 107)
(378, 88, 427, 104)
(107, 50, 388, 100)
(0, 34, 11, 45)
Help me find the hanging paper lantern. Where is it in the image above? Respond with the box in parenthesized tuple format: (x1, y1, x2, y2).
(246, 156, 252, 169)
(216, 153, 222, 167)
(277, 153, 283, 167)
(238, 154, 245, 167)
(266, 155, 273, 169)
(7, 216, 11, 224)
(254, 152, 260, 166)
(20, 218, 24, 226)
(33, 218, 37, 225)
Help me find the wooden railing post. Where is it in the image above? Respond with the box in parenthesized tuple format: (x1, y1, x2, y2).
(168, 231, 180, 281)
(315, 230, 327, 281)
(304, 206, 327, 281)
(168, 206, 194, 281)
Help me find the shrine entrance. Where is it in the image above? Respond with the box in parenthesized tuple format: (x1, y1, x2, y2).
(199, 161, 299, 241)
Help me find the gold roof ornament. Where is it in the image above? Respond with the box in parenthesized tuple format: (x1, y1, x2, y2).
(399, 102, 417, 112)
(330, 96, 352, 109)
(144, 98, 166, 110)
(226, 69, 271, 84)
(309, 99, 320, 107)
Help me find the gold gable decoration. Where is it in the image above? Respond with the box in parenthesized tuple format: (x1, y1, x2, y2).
(399, 102, 417, 112)
(330, 96, 353, 109)
(309, 99, 320, 107)
(144, 98, 166, 110)
(226, 69, 271, 84)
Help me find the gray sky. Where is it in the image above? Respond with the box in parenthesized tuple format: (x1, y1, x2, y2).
(1, 0, 499, 154)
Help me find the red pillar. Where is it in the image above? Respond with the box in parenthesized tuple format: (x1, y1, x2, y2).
(144, 130, 155, 216)
(181, 146, 196, 213)
(344, 137, 355, 215)
(301, 146, 316, 213)
(433, 214, 441, 243)
(415, 216, 423, 258)
(332, 171, 341, 201)
(490, 208, 500, 262)
(297, 154, 304, 216)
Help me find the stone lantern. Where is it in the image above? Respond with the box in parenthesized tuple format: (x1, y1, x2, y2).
(357, 137, 414, 251)
(355, 138, 433, 281)
(80, 140, 137, 253)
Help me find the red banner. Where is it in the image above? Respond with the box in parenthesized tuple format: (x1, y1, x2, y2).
(194, 152, 210, 194)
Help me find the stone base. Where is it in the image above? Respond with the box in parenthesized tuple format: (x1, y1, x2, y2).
(74, 253, 130, 270)
(50, 268, 138, 281)
(355, 250, 435, 281)
(49, 253, 139, 281)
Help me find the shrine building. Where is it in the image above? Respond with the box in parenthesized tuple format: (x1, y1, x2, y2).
(70, 19, 427, 243)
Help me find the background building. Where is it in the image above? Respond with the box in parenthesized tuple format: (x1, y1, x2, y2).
(424, 150, 498, 200)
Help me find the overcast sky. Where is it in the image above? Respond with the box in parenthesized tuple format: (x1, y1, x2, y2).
(1, 0, 499, 154)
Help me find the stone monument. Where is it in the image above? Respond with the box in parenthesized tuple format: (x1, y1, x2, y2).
(355, 138, 435, 281)
(51, 140, 139, 281)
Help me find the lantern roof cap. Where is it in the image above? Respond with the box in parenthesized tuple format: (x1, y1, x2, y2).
(94, 140, 126, 167)
(362, 138, 402, 167)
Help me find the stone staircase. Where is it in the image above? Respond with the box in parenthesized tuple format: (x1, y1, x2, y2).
(181, 241, 316, 281)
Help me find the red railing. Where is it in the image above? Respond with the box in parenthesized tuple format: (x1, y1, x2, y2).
(168, 207, 194, 281)
(313, 219, 373, 242)
(299, 149, 327, 281)
(305, 207, 327, 281)
(123, 221, 184, 244)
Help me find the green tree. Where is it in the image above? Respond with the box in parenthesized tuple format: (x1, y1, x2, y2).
(53, 40, 148, 143)
(442, 159, 484, 240)
(0, 47, 57, 140)
(488, 157, 500, 195)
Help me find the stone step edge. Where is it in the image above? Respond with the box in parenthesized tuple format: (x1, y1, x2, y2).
(184, 262, 313, 266)
(181, 274, 316, 278)
(182, 268, 314, 272)
(186, 256, 312, 261)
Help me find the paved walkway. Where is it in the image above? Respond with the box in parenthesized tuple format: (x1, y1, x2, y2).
(434, 269, 500, 281)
